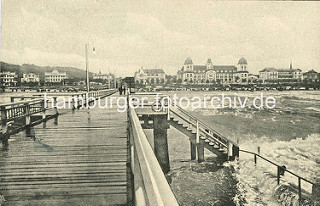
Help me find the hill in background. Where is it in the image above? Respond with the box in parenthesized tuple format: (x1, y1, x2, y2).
(1, 61, 93, 80)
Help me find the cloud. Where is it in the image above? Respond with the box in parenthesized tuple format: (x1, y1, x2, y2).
(1, 1, 320, 76)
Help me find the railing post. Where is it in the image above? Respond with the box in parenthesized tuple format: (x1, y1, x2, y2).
(80, 94, 84, 108)
(42, 100, 47, 120)
(0, 106, 8, 140)
(24, 103, 31, 126)
(53, 97, 58, 115)
(298, 177, 302, 205)
(196, 120, 199, 144)
(277, 166, 281, 185)
(254, 154, 257, 165)
(228, 141, 233, 161)
(71, 95, 76, 111)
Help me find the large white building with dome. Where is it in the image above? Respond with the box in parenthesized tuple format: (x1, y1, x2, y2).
(177, 57, 249, 85)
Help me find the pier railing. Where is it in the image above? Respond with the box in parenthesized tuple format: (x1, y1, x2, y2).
(170, 104, 239, 160)
(1, 89, 117, 139)
(1, 99, 44, 121)
(128, 106, 179, 206)
(239, 149, 317, 204)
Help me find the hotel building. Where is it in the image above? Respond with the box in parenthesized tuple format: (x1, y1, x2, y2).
(177, 57, 249, 84)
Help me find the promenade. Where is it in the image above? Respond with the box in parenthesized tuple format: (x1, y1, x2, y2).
(0, 95, 129, 205)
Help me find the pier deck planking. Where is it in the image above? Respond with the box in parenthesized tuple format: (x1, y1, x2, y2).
(0, 95, 128, 205)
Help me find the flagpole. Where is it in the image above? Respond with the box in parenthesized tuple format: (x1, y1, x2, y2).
(85, 43, 90, 92)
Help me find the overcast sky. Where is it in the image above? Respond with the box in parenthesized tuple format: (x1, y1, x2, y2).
(1, 0, 320, 76)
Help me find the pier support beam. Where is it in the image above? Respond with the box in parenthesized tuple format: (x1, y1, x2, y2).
(197, 140, 204, 163)
(190, 141, 197, 160)
(228, 142, 239, 161)
(153, 114, 170, 174)
(312, 184, 320, 205)
(232, 145, 239, 160)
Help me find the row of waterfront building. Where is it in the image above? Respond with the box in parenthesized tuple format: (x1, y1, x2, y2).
(0, 70, 67, 86)
(1, 58, 319, 87)
(0, 70, 115, 86)
(134, 57, 320, 85)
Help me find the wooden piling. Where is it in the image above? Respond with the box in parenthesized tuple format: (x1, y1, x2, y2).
(232, 145, 239, 160)
(197, 140, 205, 163)
(312, 183, 320, 205)
(190, 141, 197, 160)
(153, 114, 170, 174)
(298, 177, 302, 205)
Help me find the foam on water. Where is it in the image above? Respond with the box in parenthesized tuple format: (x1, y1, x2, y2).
(230, 133, 320, 205)
(306, 107, 320, 113)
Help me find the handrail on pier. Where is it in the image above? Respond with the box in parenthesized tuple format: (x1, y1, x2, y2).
(128, 106, 179, 206)
(171, 104, 238, 147)
(0, 98, 43, 108)
(239, 149, 316, 204)
(0, 89, 117, 140)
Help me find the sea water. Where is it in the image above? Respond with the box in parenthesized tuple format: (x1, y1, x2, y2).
(162, 90, 319, 206)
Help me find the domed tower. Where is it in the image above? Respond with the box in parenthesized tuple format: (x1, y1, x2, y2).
(184, 57, 193, 72)
(238, 57, 247, 71)
(206, 58, 213, 70)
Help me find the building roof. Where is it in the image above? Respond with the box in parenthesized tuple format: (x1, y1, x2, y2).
(260, 67, 302, 73)
(144, 69, 165, 74)
(45, 70, 66, 75)
(207, 58, 212, 64)
(260, 68, 277, 72)
(303, 69, 319, 74)
(213, 65, 237, 71)
(193, 65, 207, 72)
(277, 68, 301, 72)
(184, 57, 193, 65)
(238, 57, 247, 65)
(235, 70, 249, 73)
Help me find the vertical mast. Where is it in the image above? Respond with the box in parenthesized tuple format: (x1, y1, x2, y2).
(85, 43, 90, 92)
